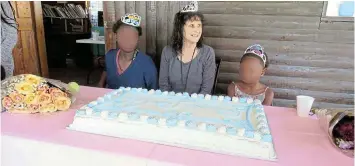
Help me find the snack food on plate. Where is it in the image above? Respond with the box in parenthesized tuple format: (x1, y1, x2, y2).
(1, 74, 75, 114)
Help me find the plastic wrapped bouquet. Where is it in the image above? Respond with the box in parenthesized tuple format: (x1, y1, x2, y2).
(314, 108, 354, 157)
(1, 74, 77, 113)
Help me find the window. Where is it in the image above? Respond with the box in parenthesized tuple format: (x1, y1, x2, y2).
(89, 1, 103, 27)
(325, 1, 354, 17)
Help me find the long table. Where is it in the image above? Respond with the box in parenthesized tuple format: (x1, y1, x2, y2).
(1, 86, 353, 166)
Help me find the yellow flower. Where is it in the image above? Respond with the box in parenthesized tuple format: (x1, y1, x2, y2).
(25, 74, 42, 86)
(38, 93, 52, 104)
(15, 82, 35, 95)
(40, 103, 57, 113)
(24, 93, 38, 105)
(53, 96, 71, 111)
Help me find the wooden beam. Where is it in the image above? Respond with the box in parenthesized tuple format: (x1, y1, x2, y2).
(214, 49, 354, 69)
(217, 73, 354, 94)
(204, 26, 354, 44)
(203, 14, 320, 29)
(199, 1, 323, 16)
(204, 37, 354, 57)
(33, 1, 48, 77)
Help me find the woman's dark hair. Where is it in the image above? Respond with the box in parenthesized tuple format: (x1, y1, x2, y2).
(240, 52, 270, 69)
(112, 19, 142, 36)
(1, 2, 18, 30)
(171, 11, 204, 54)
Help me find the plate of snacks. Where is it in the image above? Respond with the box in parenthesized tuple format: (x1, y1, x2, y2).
(1, 74, 79, 114)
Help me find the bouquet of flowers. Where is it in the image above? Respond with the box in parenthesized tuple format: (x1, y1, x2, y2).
(314, 108, 354, 157)
(1, 74, 74, 113)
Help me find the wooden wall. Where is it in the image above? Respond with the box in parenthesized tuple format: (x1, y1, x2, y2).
(103, 1, 189, 61)
(11, 1, 48, 77)
(103, 1, 354, 108)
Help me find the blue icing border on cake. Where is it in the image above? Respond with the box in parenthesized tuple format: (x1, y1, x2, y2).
(92, 110, 101, 117)
(128, 112, 140, 120)
(226, 127, 237, 135)
(186, 120, 196, 129)
(206, 124, 217, 132)
(197, 94, 204, 99)
(224, 96, 231, 101)
(239, 97, 247, 103)
(155, 90, 162, 95)
(244, 130, 254, 138)
(262, 134, 272, 142)
(108, 112, 119, 119)
(166, 118, 178, 127)
(147, 116, 158, 125)
(76, 109, 86, 116)
(211, 95, 218, 100)
(183, 92, 189, 96)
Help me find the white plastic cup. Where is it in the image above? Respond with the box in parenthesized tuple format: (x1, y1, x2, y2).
(296, 95, 315, 117)
(92, 31, 99, 40)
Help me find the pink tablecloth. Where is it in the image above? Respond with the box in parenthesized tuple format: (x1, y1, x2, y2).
(1, 86, 353, 166)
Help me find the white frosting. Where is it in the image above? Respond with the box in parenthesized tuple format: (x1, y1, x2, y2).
(232, 97, 239, 102)
(85, 108, 93, 115)
(69, 87, 277, 161)
(178, 120, 185, 127)
(158, 118, 167, 126)
(97, 97, 105, 102)
(125, 87, 131, 91)
(118, 113, 128, 121)
(148, 89, 155, 94)
(247, 98, 254, 104)
(140, 115, 148, 121)
(218, 96, 224, 101)
(254, 132, 262, 141)
(218, 126, 227, 134)
(101, 111, 109, 118)
(198, 123, 206, 130)
(237, 128, 245, 137)
(254, 99, 262, 105)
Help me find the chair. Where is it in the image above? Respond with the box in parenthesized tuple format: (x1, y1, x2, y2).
(212, 57, 222, 95)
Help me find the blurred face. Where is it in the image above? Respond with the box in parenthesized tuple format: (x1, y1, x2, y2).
(239, 57, 265, 84)
(183, 17, 202, 44)
(116, 25, 139, 52)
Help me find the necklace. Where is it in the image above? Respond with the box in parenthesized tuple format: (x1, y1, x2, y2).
(116, 50, 137, 74)
(180, 47, 196, 92)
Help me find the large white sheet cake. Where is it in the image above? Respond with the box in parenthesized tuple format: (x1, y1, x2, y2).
(67, 87, 277, 161)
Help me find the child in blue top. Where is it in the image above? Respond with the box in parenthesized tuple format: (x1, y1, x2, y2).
(227, 44, 274, 106)
(98, 13, 158, 90)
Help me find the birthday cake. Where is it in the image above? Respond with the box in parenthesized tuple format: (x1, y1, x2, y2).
(67, 87, 277, 161)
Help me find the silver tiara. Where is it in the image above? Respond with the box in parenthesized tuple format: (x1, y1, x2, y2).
(181, 1, 198, 13)
(121, 13, 141, 27)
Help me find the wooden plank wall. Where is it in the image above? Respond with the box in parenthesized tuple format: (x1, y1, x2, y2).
(103, 1, 188, 62)
(11, 1, 48, 77)
(103, 1, 354, 108)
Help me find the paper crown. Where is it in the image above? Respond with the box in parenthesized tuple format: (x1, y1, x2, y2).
(243, 44, 267, 67)
(121, 13, 141, 27)
(181, 1, 198, 13)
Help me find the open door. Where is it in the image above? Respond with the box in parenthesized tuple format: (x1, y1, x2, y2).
(10, 1, 48, 77)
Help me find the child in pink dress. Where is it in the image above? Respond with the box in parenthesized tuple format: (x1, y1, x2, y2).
(227, 44, 274, 106)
